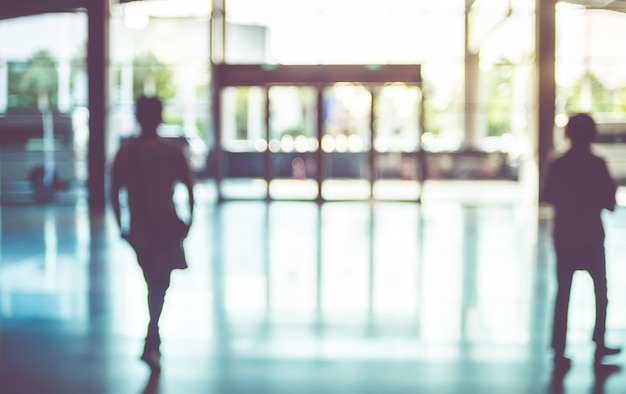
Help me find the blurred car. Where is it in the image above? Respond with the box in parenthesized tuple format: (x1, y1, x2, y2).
(157, 124, 208, 174)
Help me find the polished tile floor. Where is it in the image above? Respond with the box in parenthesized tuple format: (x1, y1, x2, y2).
(2, 181, 626, 393)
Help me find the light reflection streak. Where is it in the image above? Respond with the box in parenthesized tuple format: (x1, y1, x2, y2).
(0, 199, 3, 321)
(74, 199, 90, 266)
(51, 183, 535, 361)
(44, 206, 58, 289)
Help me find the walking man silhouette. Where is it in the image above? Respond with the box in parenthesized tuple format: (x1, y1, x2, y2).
(110, 95, 194, 372)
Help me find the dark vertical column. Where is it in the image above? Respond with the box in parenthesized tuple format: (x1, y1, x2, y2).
(211, 67, 223, 201)
(87, 0, 109, 212)
(536, 0, 556, 184)
(262, 204, 271, 317)
(316, 86, 324, 203)
(464, 52, 480, 149)
(264, 87, 271, 201)
(210, 207, 232, 368)
(210, 0, 225, 202)
(534, 0, 557, 360)
(210, 0, 226, 64)
(418, 81, 426, 203)
(366, 205, 375, 329)
(314, 204, 323, 330)
(464, 0, 479, 150)
(368, 86, 376, 200)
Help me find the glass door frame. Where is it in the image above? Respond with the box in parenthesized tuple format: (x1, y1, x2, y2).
(211, 64, 424, 202)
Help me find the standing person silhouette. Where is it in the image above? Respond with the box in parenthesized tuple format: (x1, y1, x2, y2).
(110, 95, 194, 372)
(541, 113, 620, 370)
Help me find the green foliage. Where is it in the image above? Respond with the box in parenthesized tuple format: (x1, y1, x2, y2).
(132, 52, 176, 101)
(8, 49, 58, 109)
(485, 62, 513, 137)
(563, 71, 607, 114)
(422, 81, 449, 136)
(557, 71, 626, 123)
(234, 88, 249, 139)
(611, 87, 626, 113)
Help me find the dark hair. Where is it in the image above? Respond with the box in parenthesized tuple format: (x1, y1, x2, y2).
(566, 113, 597, 146)
(136, 95, 163, 130)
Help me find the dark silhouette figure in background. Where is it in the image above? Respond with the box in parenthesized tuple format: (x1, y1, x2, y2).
(541, 113, 620, 371)
(110, 96, 194, 372)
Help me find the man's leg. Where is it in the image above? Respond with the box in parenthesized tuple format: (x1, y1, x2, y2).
(588, 249, 620, 362)
(589, 255, 608, 349)
(142, 267, 171, 369)
(552, 261, 574, 363)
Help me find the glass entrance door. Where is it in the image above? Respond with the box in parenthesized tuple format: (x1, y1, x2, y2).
(220, 86, 267, 199)
(219, 83, 423, 202)
(213, 64, 423, 202)
(321, 84, 372, 200)
(268, 86, 318, 200)
(373, 84, 423, 201)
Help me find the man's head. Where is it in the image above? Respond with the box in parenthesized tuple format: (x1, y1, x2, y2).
(136, 95, 163, 133)
(566, 113, 598, 147)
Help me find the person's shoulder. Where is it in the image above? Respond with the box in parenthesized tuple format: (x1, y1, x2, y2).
(589, 151, 608, 162)
(123, 135, 143, 147)
(155, 137, 187, 160)
(157, 137, 185, 152)
(582, 150, 609, 168)
(547, 151, 568, 167)
(114, 136, 138, 156)
(559, 148, 603, 162)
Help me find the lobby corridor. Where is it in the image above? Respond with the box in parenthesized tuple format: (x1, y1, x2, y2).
(2, 182, 626, 393)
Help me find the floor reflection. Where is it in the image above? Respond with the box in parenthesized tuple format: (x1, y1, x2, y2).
(2, 185, 626, 393)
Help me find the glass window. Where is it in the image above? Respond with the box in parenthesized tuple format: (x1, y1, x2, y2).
(221, 86, 267, 152)
(0, 13, 87, 204)
(269, 86, 317, 155)
(556, 4, 626, 123)
(219, 86, 268, 199)
(321, 84, 371, 200)
(109, 1, 211, 174)
(476, 0, 534, 155)
(268, 86, 318, 200)
(374, 84, 421, 154)
(373, 84, 422, 200)
(556, 5, 626, 185)
(322, 84, 371, 155)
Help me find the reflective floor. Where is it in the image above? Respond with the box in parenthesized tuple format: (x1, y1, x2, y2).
(2, 181, 626, 393)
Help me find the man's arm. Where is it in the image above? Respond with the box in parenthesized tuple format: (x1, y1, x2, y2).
(598, 159, 617, 211)
(185, 173, 195, 222)
(178, 150, 195, 224)
(109, 151, 124, 229)
(540, 160, 559, 206)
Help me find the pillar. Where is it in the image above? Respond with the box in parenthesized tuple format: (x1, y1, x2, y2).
(536, 0, 556, 182)
(87, 0, 109, 211)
